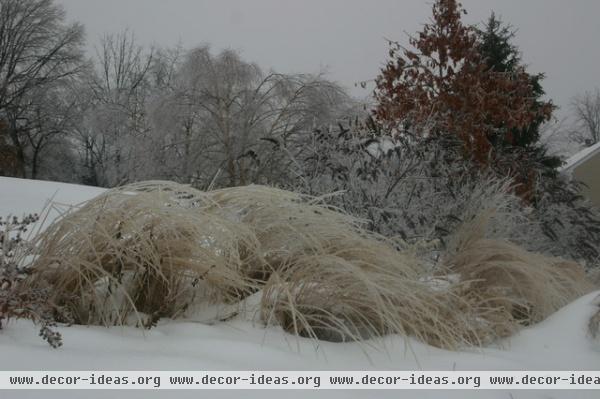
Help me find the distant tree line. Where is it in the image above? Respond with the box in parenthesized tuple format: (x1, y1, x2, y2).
(0, 0, 359, 187)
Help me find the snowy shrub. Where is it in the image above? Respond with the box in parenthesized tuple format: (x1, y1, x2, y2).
(531, 177, 600, 265)
(268, 123, 519, 244)
(0, 214, 64, 348)
(267, 122, 600, 266)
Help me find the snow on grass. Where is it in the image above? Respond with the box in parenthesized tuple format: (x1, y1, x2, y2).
(0, 177, 598, 399)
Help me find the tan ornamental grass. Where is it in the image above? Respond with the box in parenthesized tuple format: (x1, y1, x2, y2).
(22, 181, 594, 349)
(443, 210, 594, 338)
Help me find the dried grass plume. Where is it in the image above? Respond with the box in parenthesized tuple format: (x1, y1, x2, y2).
(23, 182, 594, 349)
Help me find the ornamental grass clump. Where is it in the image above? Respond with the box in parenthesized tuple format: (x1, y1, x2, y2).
(443, 211, 593, 337)
(22, 181, 594, 349)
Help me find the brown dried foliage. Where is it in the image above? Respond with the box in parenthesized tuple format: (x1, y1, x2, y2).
(374, 0, 553, 168)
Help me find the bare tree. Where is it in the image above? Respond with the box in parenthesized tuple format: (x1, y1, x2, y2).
(149, 46, 352, 187)
(78, 30, 154, 187)
(571, 88, 600, 147)
(538, 117, 582, 158)
(0, 0, 84, 177)
(21, 81, 80, 179)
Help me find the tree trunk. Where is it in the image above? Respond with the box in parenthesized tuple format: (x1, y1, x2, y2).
(8, 123, 27, 178)
(31, 146, 40, 179)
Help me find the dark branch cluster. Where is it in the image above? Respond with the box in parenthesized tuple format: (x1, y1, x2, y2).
(0, 213, 65, 348)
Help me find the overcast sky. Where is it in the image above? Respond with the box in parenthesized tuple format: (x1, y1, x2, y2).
(57, 0, 600, 119)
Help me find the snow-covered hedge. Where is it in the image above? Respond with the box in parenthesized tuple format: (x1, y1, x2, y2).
(268, 123, 600, 266)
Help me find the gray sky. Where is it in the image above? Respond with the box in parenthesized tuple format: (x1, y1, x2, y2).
(57, 0, 600, 118)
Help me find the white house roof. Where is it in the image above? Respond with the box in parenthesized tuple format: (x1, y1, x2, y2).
(560, 141, 600, 173)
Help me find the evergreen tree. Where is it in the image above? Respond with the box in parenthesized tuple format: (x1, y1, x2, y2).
(477, 14, 600, 259)
(478, 12, 561, 200)
(477, 13, 559, 169)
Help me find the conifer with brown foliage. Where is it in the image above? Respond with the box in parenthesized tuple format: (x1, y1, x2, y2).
(374, 0, 553, 179)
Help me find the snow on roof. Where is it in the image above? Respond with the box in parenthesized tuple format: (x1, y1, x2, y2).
(560, 141, 600, 173)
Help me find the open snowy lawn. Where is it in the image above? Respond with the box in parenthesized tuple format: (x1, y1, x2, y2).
(1, 177, 598, 399)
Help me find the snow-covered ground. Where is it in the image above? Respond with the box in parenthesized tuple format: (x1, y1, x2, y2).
(1, 177, 598, 399)
(0, 177, 105, 226)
